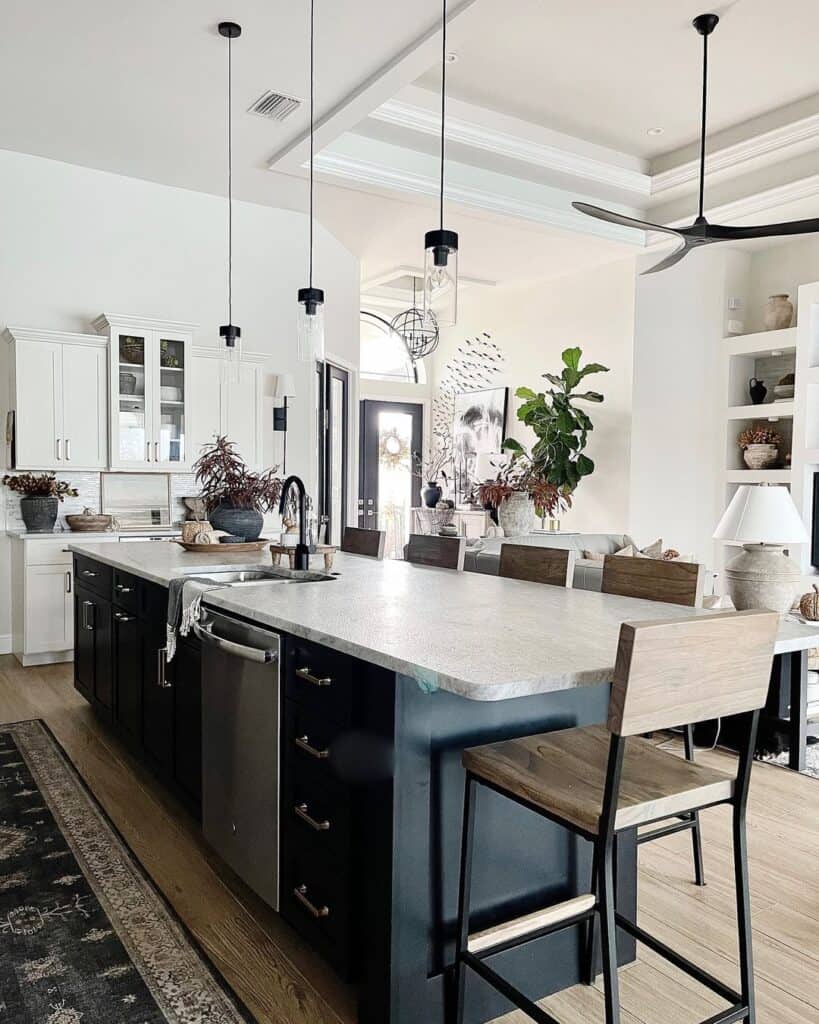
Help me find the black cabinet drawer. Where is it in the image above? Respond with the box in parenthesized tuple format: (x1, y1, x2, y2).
(283, 700, 356, 791)
(284, 763, 352, 860)
(140, 578, 169, 625)
(112, 569, 140, 614)
(285, 638, 354, 724)
(280, 835, 354, 978)
(74, 555, 112, 598)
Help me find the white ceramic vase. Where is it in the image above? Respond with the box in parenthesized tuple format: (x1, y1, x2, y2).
(764, 294, 793, 331)
(498, 492, 534, 537)
(724, 544, 800, 613)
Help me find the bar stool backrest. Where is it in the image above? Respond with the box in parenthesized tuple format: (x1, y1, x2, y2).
(601, 555, 706, 607)
(608, 610, 779, 737)
(405, 533, 466, 570)
(499, 544, 575, 587)
(341, 526, 386, 559)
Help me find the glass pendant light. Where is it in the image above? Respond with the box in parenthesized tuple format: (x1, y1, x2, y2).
(297, 0, 325, 362)
(423, 0, 458, 328)
(218, 21, 242, 384)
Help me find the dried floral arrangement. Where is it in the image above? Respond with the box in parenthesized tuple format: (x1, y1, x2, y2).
(413, 431, 453, 484)
(192, 436, 282, 512)
(737, 426, 782, 449)
(2, 473, 79, 501)
(477, 449, 571, 519)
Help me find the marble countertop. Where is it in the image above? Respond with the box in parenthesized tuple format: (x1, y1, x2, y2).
(8, 528, 181, 540)
(67, 541, 819, 702)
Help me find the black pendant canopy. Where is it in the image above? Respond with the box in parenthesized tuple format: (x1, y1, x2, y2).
(573, 13, 819, 274)
(218, 21, 241, 349)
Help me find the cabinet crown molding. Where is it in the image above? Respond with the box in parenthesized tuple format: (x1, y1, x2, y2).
(3, 326, 107, 348)
(92, 313, 199, 334)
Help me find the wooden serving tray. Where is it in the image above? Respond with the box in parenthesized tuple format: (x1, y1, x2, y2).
(175, 538, 271, 554)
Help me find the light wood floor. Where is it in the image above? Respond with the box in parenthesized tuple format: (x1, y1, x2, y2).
(1, 656, 816, 1024)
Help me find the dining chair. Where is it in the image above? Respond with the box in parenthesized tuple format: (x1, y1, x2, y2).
(405, 533, 466, 570)
(499, 544, 575, 587)
(341, 526, 386, 559)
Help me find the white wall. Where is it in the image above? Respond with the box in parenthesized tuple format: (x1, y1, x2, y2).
(746, 237, 819, 332)
(0, 148, 360, 649)
(430, 259, 637, 534)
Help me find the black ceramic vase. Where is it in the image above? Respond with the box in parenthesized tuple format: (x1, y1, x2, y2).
(209, 503, 264, 540)
(749, 377, 767, 405)
(421, 481, 442, 508)
(20, 496, 58, 533)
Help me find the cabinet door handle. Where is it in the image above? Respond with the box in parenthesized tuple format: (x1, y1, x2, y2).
(293, 884, 329, 919)
(146, 441, 151, 462)
(157, 646, 171, 688)
(81, 569, 97, 578)
(115, 584, 133, 594)
(295, 666, 332, 688)
(114, 611, 134, 622)
(65, 572, 71, 594)
(154, 441, 160, 462)
(82, 600, 94, 631)
(65, 438, 71, 461)
(294, 735, 329, 760)
(295, 803, 331, 832)
(56, 438, 62, 460)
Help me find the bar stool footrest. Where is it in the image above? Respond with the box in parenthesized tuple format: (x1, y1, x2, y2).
(637, 816, 698, 845)
(468, 893, 596, 958)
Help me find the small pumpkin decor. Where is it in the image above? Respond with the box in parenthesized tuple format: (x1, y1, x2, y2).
(799, 585, 819, 621)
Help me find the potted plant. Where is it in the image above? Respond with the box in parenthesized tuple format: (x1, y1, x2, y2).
(477, 453, 536, 537)
(192, 436, 282, 540)
(504, 347, 609, 511)
(413, 431, 453, 508)
(2, 473, 79, 533)
(738, 425, 782, 470)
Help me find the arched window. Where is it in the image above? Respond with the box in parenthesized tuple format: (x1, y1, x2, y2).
(360, 311, 427, 384)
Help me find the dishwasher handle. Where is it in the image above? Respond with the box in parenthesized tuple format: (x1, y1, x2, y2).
(193, 618, 279, 664)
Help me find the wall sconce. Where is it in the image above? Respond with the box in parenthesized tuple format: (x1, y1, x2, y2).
(274, 373, 296, 471)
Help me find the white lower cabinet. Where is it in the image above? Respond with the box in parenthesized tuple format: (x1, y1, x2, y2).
(25, 564, 73, 655)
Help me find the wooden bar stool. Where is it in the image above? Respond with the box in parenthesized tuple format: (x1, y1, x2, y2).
(452, 610, 778, 1024)
(405, 533, 466, 570)
(601, 554, 708, 885)
(341, 526, 386, 559)
(499, 544, 575, 587)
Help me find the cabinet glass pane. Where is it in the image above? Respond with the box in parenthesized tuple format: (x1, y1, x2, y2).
(158, 338, 185, 463)
(118, 335, 147, 462)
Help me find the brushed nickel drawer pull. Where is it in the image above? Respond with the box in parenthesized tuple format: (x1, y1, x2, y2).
(294, 884, 329, 919)
(115, 584, 133, 593)
(295, 803, 330, 831)
(81, 569, 97, 578)
(296, 666, 332, 687)
(114, 611, 134, 622)
(294, 735, 329, 760)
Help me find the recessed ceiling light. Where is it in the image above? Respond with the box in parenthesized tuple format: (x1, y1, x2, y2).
(646, 126, 664, 137)
(446, 51, 459, 63)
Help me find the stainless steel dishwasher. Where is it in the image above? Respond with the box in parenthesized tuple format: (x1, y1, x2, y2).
(195, 608, 281, 910)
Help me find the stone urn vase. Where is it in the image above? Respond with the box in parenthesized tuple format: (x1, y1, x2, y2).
(724, 544, 801, 613)
(421, 481, 443, 508)
(498, 492, 535, 537)
(743, 444, 778, 470)
(764, 294, 793, 331)
(20, 496, 58, 533)
(208, 503, 264, 540)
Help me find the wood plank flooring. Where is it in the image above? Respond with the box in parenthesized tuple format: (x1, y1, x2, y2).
(1, 656, 816, 1024)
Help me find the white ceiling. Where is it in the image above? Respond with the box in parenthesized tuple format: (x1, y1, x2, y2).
(415, 0, 819, 160)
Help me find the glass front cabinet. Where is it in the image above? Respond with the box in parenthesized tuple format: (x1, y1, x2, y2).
(92, 314, 195, 471)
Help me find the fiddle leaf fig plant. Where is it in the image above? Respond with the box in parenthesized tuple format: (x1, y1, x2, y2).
(503, 347, 609, 495)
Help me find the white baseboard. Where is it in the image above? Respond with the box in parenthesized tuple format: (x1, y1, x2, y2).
(17, 650, 73, 668)
(0, 634, 11, 656)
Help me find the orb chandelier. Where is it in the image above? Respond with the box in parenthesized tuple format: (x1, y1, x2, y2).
(391, 277, 440, 364)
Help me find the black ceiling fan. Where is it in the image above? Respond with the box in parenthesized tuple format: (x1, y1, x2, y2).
(573, 13, 819, 274)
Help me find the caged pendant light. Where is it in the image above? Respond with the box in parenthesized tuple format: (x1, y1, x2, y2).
(573, 13, 819, 274)
(297, 0, 325, 362)
(423, 0, 458, 327)
(391, 276, 440, 367)
(218, 21, 242, 382)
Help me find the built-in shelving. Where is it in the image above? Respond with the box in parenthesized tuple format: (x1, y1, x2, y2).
(724, 469, 792, 484)
(727, 401, 794, 420)
(723, 327, 797, 357)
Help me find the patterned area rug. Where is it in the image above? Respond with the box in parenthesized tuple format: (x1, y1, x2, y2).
(0, 720, 254, 1023)
(761, 741, 819, 779)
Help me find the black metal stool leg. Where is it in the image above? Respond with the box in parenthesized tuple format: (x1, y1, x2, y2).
(733, 803, 756, 1023)
(452, 773, 477, 1024)
(597, 837, 621, 1024)
(583, 842, 598, 985)
(683, 725, 706, 886)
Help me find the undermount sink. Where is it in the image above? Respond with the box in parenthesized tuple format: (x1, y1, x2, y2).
(183, 565, 335, 586)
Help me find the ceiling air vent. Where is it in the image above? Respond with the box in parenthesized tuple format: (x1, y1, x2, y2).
(247, 90, 301, 122)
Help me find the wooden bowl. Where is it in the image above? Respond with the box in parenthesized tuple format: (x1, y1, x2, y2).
(66, 513, 113, 532)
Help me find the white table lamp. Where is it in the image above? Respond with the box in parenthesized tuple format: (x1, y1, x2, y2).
(714, 484, 808, 612)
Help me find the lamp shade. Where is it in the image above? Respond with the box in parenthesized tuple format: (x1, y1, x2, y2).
(275, 373, 296, 398)
(713, 484, 809, 544)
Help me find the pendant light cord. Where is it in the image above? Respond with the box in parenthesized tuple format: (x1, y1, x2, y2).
(698, 27, 709, 220)
(227, 32, 233, 324)
(439, 0, 447, 231)
(309, 0, 315, 289)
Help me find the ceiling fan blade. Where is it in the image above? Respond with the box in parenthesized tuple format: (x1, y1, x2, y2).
(572, 202, 683, 240)
(705, 218, 819, 241)
(639, 238, 694, 276)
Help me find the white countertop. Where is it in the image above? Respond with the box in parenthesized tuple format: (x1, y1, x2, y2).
(8, 529, 181, 540)
(67, 541, 819, 701)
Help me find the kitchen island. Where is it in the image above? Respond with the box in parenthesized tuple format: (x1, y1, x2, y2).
(67, 541, 819, 1024)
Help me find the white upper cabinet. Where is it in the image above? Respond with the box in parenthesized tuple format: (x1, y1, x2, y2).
(2, 328, 107, 471)
(190, 348, 267, 470)
(93, 314, 195, 472)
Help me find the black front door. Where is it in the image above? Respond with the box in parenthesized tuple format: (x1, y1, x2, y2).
(359, 400, 423, 554)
